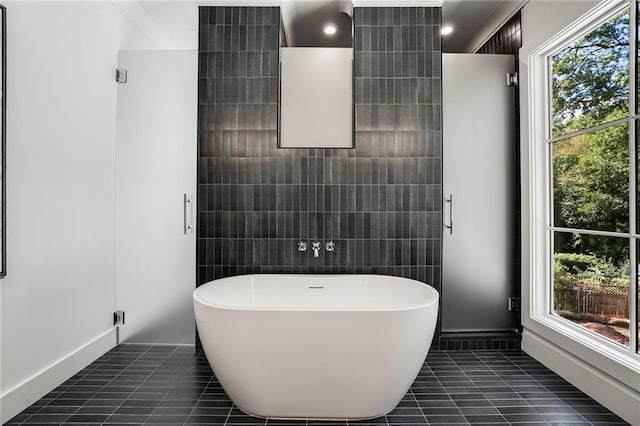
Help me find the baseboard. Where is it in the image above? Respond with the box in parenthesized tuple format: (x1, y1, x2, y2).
(522, 329, 640, 425)
(438, 330, 521, 350)
(1, 328, 117, 424)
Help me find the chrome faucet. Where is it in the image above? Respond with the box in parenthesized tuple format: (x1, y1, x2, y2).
(297, 241, 307, 252)
(311, 241, 321, 258)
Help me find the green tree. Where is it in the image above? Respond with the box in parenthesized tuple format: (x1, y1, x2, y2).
(552, 9, 629, 136)
(553, 112, 629, 265)
(551, 8, 630, 266)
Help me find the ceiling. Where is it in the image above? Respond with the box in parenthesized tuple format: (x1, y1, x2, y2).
(441, 0, 527, 52)
(285, 0, 353, 47)
(282, 0, 527, 50)
(110, 0, 528, 53)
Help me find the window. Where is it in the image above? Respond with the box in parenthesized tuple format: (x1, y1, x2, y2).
(539, 2, 639, 357)
(549, 5, 635, 351)
(526, 2, 640, 414)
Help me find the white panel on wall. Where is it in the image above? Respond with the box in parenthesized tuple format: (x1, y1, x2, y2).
(116, 50, 197, 345)
(0, 2, 126, 421)
(280, 47, 353, 148)
(0, 2, 199, 421)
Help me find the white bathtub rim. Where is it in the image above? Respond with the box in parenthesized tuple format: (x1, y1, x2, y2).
(193, 273, 439, 312)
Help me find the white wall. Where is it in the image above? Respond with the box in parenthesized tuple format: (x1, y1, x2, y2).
(0, 2, 199, 420)
(0, 2, 135, 421)
(113, 2, 197, 50)
(519, 1, 640, 424)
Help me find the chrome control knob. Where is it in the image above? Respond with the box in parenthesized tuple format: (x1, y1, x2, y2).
(297, 241, 307, 252)
(325, 241, 335, 252)
(311, 241, 321, 258)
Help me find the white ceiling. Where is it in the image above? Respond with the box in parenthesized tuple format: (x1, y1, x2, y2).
(441, 0, 527, 52)
(111, 1, 199, 50)
(110, 0, 527, 53)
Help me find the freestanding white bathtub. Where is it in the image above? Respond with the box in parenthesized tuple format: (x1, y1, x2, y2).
(193, 274, 439, 420)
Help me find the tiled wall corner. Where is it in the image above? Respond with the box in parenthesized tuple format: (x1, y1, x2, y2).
(477, 11, 521, 55)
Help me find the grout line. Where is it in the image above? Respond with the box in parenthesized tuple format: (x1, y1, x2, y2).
(21, 346, 152, 425)
(117, 348, 161, 421)
(497, 350, 596, 426)
(409, 388, 428, 425)
(422, 352, 464, 425)
(463, 351, 511, 425)
(11, 346, 629, 426)
(104, 345, 174, 425)
(222, 403, 234, 426)
(184, 365, 216, 426)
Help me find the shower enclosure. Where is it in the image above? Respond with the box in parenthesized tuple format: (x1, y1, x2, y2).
(442, 53, 519, 336)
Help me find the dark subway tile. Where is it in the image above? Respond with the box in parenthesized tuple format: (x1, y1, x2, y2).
(196, 6, 444, 331)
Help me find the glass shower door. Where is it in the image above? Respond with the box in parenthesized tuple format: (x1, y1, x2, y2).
(441, 54, 517, 333)
(115, 50, 198, 344)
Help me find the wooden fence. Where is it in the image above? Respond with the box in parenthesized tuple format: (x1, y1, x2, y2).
(554, 286, 629, 318)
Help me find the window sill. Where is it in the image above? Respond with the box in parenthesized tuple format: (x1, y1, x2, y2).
(523, 312, 640, 392)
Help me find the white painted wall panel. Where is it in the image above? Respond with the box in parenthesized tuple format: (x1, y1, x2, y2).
(0, 2, 199, 420)
(280, 48, 353, 148)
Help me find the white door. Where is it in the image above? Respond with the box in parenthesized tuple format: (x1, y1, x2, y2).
(442, 54, 516, 333)
(115, 50, 197, 344)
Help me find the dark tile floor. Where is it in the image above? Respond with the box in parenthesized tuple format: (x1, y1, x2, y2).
(5, 345, 629, 425)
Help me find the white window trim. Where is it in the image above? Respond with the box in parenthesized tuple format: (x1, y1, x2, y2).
(525, 0, 640, 395)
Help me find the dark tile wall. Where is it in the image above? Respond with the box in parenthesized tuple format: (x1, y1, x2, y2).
(197, 5, 280, 282)
(197, 5, 443, 342)
(477, 11, 522, 55)
(438, 332, 522, 351)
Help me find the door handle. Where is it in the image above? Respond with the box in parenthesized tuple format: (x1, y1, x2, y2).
(444, 194, 453, 234)
(184, 193, 193, 234)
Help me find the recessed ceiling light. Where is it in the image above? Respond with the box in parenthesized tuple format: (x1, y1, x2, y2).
(441, 25, 454, 36)
(324, 24, 337, 35)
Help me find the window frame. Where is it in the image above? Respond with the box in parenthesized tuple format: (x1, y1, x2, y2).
(526, 0, 640, 392)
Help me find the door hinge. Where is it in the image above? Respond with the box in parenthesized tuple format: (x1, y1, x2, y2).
(506, 72, 518, 87)
(116, 69, 128, 83)
(113, 310, 125, 326)
(507, 297, 520, 312)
